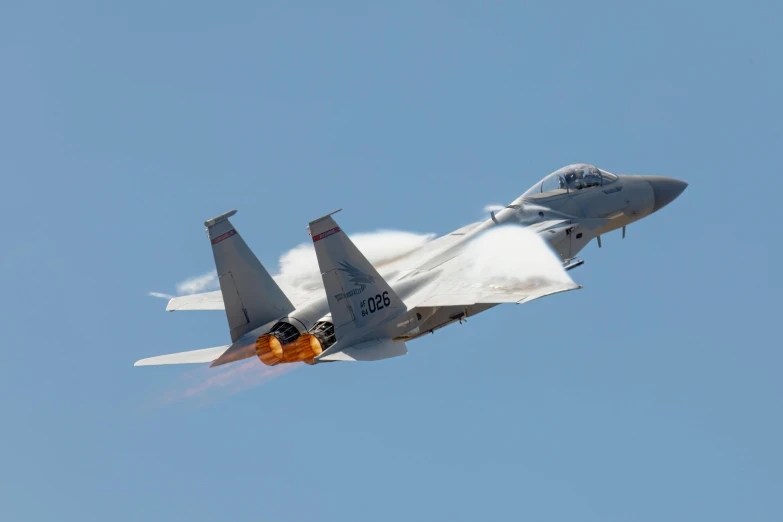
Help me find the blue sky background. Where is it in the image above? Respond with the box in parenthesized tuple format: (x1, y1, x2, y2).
(2, 1, 781, 520)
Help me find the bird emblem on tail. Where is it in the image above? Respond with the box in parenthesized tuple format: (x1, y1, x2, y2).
(334, 261, 375, 301)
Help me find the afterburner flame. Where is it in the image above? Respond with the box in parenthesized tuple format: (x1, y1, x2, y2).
(255, 334, 284, 366)
(256, 333, 322, 366)
(287, 334, 322, 364)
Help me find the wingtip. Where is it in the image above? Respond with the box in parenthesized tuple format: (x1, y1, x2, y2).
(134, 356, 158, 366)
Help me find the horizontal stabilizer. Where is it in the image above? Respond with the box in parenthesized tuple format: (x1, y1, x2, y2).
(316, 338, 407, 362)
(166, 291, 224, 311)
(134, 345, 231, 366)
(164, 289, 311, 312)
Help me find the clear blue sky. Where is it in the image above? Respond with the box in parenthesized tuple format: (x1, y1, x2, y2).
(2, 1, 781, 520)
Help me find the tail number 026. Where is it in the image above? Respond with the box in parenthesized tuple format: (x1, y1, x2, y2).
(362, 291, 390, 316)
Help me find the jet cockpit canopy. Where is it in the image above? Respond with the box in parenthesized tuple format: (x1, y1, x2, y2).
(522, 164, 618, 198)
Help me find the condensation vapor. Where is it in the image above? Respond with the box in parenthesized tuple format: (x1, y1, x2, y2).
(273, 230, 435, 295)
(462, 225, 573, 286)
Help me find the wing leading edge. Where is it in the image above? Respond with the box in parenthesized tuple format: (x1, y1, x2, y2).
(408, 219, 582, 307)
(166, 291, 224, 311)
(412, 280, 580, 307)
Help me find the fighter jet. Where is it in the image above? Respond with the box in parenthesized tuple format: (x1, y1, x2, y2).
(135, 164, 687, 367)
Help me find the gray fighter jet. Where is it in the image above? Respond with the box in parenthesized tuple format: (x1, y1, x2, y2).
(135, 164, 687, 367)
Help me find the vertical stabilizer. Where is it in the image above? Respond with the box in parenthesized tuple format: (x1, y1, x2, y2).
(309, 211, 406, 341)
(206, 210, 294, 341)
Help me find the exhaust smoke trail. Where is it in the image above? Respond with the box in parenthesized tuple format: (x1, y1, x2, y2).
(162, 360, 300, 404)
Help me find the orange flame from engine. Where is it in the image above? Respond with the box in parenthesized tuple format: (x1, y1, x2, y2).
(255, 333, 323, 366)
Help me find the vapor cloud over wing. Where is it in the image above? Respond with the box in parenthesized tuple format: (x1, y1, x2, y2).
(463, 225, 573, 285)
(150, 230, 435, 301)
(148, 270, 219, 299)
(274, 230, 435, 295)
(175, 271, 219, 294)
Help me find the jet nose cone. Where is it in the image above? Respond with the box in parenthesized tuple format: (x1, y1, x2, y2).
(640, 176, 688, 212)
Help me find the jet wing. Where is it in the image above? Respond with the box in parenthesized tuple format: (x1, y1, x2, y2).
(408, 219, 581, 307)
(411, 279, 580, 307)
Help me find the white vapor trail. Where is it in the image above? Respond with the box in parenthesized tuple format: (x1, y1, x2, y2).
(175, 271, 219, 295)
(148, 271, 218, 300)
(274, 230, 434, 295)
(147, 292, 174, 299)
(148, 230, 434, 300)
